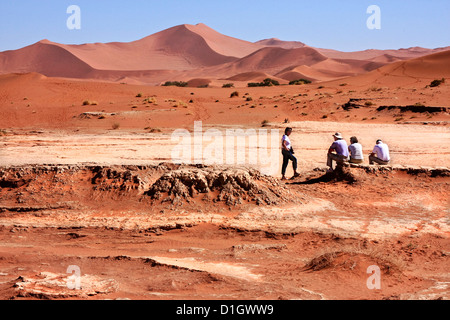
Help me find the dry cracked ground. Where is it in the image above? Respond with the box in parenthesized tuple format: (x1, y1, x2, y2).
(0, 162, 449, 300)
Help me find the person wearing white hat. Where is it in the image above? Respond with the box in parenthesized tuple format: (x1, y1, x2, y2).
(369, 139, 390, 165)
(327, 132, 349, 172)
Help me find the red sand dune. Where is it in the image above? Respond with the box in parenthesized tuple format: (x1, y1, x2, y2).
(184, 23, 263, 58)
(275, 65, 349, 82)
(324, 49, 450, 88)
(54, 24, 247, 70)
(186, 78, 212, 87)
(275, 58, 385, 82)
(224, 71, 287, 85)
(226, 71, 278, 82)
(219, 47, 328, 74)
(255, 38, 306, 49)
(0, 23, 449, 85)
(316, 46, 450, 61)
(377, 50, 450, 78)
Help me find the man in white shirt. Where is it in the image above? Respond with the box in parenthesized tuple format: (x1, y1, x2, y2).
(369, 139, 390, 165)
(327, 132, 349, 172)
(281, 127, 300, 180)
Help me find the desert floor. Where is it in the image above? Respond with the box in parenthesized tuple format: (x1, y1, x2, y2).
(0, 74, 449, 300)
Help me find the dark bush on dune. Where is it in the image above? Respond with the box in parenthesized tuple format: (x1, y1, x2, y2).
(430, 78, 445, 88)
(289, 79, 312, 85)
(162, 81, 188, 87)
(248, 78, 280, 87)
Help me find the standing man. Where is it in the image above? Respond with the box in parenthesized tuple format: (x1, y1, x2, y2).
(281, 127, 300, 180)
(369, 139, 390, 165)
(327, 132, 349, 172)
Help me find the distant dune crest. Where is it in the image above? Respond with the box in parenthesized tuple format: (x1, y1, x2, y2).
(0, 23, 449, 85)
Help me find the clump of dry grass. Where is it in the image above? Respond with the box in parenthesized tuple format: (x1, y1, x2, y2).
(145, 127, 162, 133)
(144, 97, 157, 104)
(301, 244, 406, 274)
(303, 251, 340, 272)
(82, 100, 98, 106)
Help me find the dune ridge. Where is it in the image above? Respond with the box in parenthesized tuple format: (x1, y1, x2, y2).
(0, 23, 449, 85)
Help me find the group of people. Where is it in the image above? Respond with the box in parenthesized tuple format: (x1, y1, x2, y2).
(281, 127, 391, 180)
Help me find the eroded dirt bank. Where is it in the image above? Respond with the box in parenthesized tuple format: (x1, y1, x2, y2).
(0, 163, 449, 300)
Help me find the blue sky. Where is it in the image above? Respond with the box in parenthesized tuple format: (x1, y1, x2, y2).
(0, 0, 449, 52)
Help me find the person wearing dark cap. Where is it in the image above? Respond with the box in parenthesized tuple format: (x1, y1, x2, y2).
(327, 132, 349, 172)
(369, 139, 390, 165)
(281, 127, 300, 180)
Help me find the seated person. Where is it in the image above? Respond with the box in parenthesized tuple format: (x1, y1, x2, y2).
(348, 136, 364, 164)
(327, 132, 349, 172)
(369, 139, 390, 165)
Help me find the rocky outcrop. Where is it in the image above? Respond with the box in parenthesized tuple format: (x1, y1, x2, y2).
(0, 164, 297, 211)
(146, 167, 294, 206)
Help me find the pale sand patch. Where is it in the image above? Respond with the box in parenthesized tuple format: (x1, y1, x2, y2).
(1, 122, 449, 175)
(222, 199, 450, 240)
(146, 257, 262, 282)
